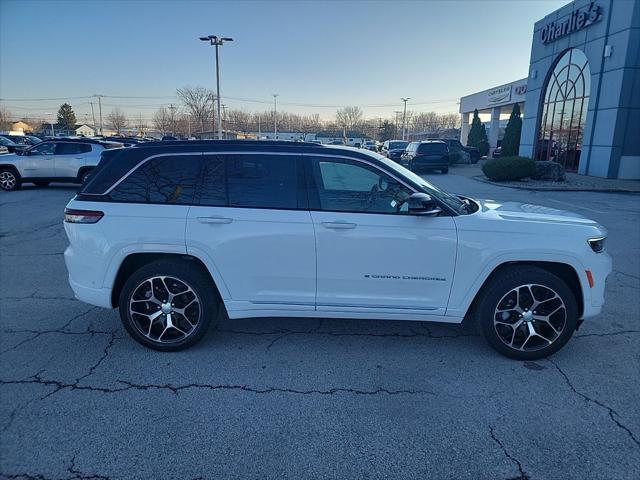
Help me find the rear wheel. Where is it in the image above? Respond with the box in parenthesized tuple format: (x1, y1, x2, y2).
(441, 167, 449, 174)
(475, 266, 578, 360)
(118, 259, 219, 351)
(33, 181, 50, 187)
(0, 169, 20, 191)
(80, 169, 93, 184)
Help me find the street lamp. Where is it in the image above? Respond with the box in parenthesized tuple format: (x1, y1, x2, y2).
(272, 94, 279, 139)
(200, 34, 233, 140)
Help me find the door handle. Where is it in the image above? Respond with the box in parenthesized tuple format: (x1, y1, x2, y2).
(197, 216, 233, 224)
(321, 221, 357, 229)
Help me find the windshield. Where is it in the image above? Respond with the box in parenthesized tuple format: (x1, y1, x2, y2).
(388, 141, 408, 150)
(360, 150, 467, 213)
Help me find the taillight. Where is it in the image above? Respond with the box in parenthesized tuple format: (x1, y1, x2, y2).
(64, 208, 104, 224)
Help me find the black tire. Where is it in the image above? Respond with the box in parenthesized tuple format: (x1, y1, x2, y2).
(80, 169, 93, 184)
(33, 181, 50, 187)
(441, 167, 449, 174)
(118, 259, 219, 351)
(0, 168, 21, 191)
(470, 152, 480, 164)
(475, 266, 578, 360)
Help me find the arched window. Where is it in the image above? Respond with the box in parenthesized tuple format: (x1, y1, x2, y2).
(537, 48, 590, 171)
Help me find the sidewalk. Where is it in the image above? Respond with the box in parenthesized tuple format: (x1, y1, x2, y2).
(451, 163, 640, 193)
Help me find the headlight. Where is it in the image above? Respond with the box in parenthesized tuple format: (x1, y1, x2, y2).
(587, 236, 606, 253)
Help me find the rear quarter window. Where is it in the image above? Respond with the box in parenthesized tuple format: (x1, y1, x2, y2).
(108, 155, 200, 204)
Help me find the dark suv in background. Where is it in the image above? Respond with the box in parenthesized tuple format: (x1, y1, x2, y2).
(441, 138, 480, 163)
(402, 140, 450, 173)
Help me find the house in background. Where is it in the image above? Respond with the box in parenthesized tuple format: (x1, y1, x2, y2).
(11, 121, 33, 133)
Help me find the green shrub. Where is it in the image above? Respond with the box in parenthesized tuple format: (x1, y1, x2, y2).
(482, 156, 535, 181)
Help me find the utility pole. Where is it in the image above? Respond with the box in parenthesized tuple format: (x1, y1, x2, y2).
(200, 35, 233, 140)
(394, 111, 401, 136)
(272, 94, 279, 139)
(94, 95, 104, 136)
(258, 115, 261, 139)
(401, 97, 410, 141)
(89, 102, 97, 130)
(168, 104, 177, 136)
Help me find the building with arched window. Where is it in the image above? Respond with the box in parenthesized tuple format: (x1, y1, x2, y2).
(460, 0, 639, 179)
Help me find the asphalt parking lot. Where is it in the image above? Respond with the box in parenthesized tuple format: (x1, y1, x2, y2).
(1, 169, 638, 480)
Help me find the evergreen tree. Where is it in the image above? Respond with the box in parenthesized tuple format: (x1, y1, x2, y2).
(379, 120, 396, 141)
(467, 109, 489, 156)
(501, 103, 523, 157)
(57, 103, 77, 130)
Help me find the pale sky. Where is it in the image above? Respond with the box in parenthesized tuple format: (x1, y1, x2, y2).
(0, 0, 567, 123)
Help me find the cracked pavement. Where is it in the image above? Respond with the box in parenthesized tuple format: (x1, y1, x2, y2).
(1, 177, 638, 479)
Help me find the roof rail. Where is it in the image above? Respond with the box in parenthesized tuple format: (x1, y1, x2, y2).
(146, 139, 325, 148)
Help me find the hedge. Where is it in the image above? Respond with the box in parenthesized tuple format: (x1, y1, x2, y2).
(482, 156, 536, 181)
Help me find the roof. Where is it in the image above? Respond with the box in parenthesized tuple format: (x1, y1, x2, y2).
(81, 140, 387, 196)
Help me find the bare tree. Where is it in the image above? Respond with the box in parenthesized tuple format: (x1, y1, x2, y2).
(176, 86, 215, 133)
(335, 106, 363, 130)
(0, 107, 12, 131)
(153, 107, 171, 135)
(107, 108, 128, 134)
(227, 110, 251, 135)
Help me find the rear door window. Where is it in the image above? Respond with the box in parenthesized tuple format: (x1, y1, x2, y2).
(108, 155, 200, 204)
(226, 154, 299, 209)
(56, 143, 91, 155)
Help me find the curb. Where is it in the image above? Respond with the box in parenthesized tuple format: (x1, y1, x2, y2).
(471, 176, 640, 194)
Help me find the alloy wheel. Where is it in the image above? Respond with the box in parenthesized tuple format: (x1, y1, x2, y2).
(493, 283, 566, 352)
(0, 171, 17, 190)
(129, 276, 201, 344)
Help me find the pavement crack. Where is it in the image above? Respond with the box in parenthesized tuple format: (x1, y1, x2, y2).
(0, 306, 101, 355)
(0, 376, 434, 398)
(574, 330, 640, 339)
(489, 426, 530, 480)
(548, 358, 640, 449)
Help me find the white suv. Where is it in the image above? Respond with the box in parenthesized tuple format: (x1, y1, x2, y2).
(63, 141, 611, 359)
(0, 138, 122, 191)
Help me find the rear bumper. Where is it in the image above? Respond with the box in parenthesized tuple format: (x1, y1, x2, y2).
(68, 275, 113, 308)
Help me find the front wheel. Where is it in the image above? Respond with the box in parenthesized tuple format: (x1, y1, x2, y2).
(80, 169, 93, 184)
(441, 167, 449, 174)
(475, 266, 578, 360)
(118, 259, 219, 351)
(0, 169, 21, 191)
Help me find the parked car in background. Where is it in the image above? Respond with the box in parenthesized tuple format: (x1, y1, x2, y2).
(382, 140, 409, 163)
(0, 134, 42, 146)
(105, 136, 145, 147)
(402, 140, 450, 173)
(492, 146, 502, 158)
(362, 141, 378, 152)
(327, 140, 345, 145)
(441, 138, 480, 163)
(0, 145, 9, 155)
(0, 138, 122, 191)
(0, 136, 28, 154)
(63, 140, 611, 360)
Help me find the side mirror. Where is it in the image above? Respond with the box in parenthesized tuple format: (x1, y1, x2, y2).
(408, 193, 442, 216)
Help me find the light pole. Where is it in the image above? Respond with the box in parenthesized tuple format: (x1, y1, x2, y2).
(200, 34, 233, 140)
(272, 94, 279, 139)
(401, 97, 410, 141)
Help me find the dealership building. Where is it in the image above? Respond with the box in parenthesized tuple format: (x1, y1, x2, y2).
(460, 0, 639, 179)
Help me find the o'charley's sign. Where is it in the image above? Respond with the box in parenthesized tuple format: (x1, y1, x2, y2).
(540, 2, 602, 44)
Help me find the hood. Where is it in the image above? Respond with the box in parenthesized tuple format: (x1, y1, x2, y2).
(472, 198, 605, 231)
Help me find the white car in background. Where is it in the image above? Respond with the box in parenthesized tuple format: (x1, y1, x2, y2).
(62, 141, 611, 360)
(0, 138, 122, 191)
